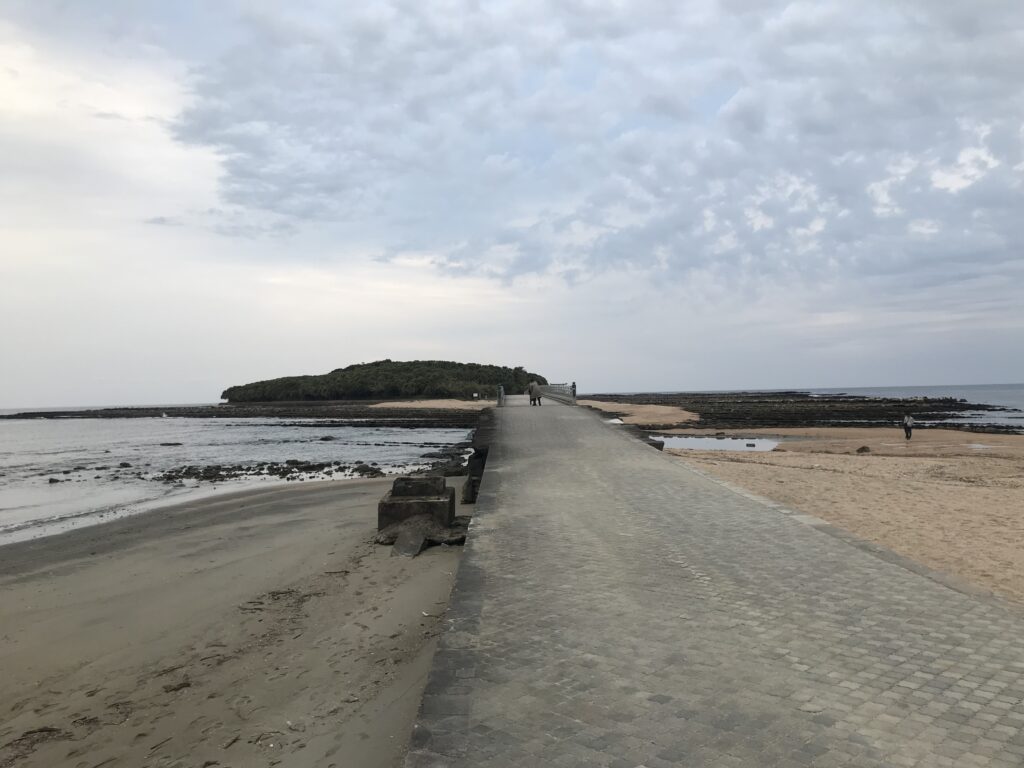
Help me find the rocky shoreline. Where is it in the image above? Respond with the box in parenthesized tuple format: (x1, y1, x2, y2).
(151, 441, 472, 485)
(39, 441, 473, 489)
(0, 402, 480, 429)
(584, 391, 1022, 433)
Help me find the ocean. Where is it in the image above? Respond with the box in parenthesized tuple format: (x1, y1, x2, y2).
(0, 416, 470, 545)
(808, 383, 1024, 428)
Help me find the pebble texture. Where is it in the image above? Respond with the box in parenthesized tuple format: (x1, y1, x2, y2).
(405, 397, 1024, 767)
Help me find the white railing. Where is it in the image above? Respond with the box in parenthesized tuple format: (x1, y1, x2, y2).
(539, 383, 577, 404)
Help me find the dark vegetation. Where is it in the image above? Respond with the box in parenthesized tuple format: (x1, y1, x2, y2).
(221, 360, 547, 403)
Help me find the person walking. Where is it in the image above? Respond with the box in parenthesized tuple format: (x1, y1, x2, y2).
(903, 414, 914, 440)
(528, 380, 542, 406)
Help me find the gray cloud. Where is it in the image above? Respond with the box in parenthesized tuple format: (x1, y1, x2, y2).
(161, 1, 1024, 320)
(3, 1, 1023, 404)
(143, 215, 182, 226)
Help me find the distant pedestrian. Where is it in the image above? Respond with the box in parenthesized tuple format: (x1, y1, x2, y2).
(571, 381, 577, 398)
(903, 414, 914, 440)
(528, 380, 542, 406)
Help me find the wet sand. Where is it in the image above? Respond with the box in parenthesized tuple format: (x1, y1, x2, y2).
(0, 478, 462, 768)
(578, 399, 699, 426)
(666, 427, 1024, 603)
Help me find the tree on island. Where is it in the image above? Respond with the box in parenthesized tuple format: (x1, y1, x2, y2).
(220, 359, 548, 402)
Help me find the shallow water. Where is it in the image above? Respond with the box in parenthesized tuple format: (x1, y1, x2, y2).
(661, 436, 779, 452)
(0, 417, 471, 544)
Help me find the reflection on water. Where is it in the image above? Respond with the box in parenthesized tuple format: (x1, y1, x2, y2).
(661, 436, 779, 452)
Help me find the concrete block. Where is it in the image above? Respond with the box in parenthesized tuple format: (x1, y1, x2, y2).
(462, 447, 489, 504)
(378, 487, 456, 530)
(392, 530, 427, 557)
(392, 475, 447, 497)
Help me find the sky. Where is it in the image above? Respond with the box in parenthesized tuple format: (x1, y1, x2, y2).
(2, 1, 1023, 407)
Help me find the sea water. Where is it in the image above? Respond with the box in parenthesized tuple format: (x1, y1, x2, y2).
(0, 417, 470, 545)
(808, 383, 1024, 428)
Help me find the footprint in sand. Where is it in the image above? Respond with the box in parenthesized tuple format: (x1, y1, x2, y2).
(103, 701, 133, 726)
(8, 697, 32, 715)
(200, 720, 224, 736)
(1, 726, 73, 764)
(227, 694, 264, 721)
(70, 715, 101, 734)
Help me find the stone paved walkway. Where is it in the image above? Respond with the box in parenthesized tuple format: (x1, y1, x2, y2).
(405, 398, 1024, 767)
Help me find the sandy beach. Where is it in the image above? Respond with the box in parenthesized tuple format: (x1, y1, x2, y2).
(368, 399, 489, 411)
(578, 399, 699, 425)
(666, 427, 1024, 603)
(0, 478, 463, 768)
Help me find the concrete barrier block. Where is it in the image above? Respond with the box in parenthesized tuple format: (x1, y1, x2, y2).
(392, 529, 427, 557)
(378, 487, 456, 530)
(392, 476, 447, 497)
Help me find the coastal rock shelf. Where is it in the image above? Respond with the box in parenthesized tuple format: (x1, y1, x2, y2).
(153, 442, 472, 485)
(0, 403, 481, 429)
(154, 460, 386, 483)
(585, 391, 1020, 433)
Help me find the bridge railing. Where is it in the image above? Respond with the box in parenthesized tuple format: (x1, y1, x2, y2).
(539, 383, 577, 405)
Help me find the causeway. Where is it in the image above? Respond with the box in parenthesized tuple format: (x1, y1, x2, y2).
(405, 396, 1024, 767)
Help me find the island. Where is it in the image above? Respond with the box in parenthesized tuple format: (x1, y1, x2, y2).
(221, 359, 547, 402)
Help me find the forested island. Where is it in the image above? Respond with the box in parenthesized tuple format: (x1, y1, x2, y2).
(221, 360, 548, 402)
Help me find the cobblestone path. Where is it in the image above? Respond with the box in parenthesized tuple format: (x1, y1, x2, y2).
(405, 398, 1024, 767)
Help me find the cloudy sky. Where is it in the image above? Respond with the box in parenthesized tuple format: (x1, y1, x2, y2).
(2, 1, 1023, 406)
